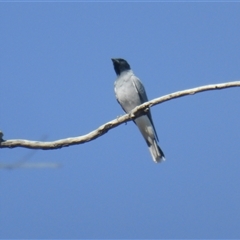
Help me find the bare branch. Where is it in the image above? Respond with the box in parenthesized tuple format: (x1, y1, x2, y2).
(1, 81, 240, 150)
(0, 162, 61, 169)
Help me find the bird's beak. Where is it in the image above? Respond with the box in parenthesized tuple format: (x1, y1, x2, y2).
(111, 58, 118, 63)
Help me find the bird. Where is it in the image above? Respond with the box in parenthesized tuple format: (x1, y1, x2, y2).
(111, 58, 165, 163)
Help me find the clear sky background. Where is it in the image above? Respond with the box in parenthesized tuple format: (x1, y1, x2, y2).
(1, 2, 240, 239)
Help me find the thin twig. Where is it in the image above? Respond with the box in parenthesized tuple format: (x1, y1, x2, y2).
(1, 81, 239, 150)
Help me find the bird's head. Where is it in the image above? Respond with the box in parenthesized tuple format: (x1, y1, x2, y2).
(111, 58, 131, 76)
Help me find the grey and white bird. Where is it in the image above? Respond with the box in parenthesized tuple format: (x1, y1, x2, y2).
(112, 58, 165, 163)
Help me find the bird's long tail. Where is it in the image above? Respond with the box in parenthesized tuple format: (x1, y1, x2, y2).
(135, 116, 165, 163)
(149, 140, 165, 163)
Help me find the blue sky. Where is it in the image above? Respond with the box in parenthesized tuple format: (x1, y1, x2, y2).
(1, 2, 240, 239)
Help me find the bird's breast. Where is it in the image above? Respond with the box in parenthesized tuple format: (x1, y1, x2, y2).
(115, 78, 142, 113)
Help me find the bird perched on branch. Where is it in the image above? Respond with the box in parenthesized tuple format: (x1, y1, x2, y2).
(111, 58, 165, 163)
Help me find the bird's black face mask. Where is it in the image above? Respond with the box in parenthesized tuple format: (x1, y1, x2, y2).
(112, 58, 131, 75)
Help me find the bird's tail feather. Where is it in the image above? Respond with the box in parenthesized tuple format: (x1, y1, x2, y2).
(149, 140, 165, 163)
(134, 116, 165, 163)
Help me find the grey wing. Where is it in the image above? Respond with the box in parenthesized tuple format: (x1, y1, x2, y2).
(131, 76, 159, 141)
(131, 76, 148, 103)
